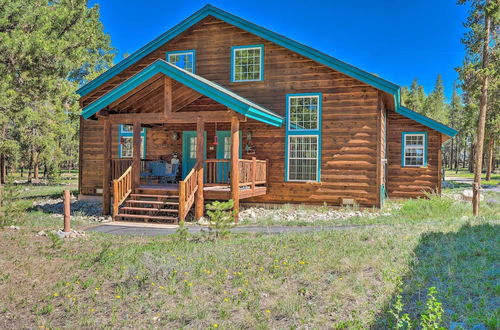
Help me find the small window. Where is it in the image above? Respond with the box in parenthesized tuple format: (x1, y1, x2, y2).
(167, 50, 195, 73)
(231, 45, 263, 82)
(288, 95, 320, 130)
(119, 125, 146, 159)
(287, 136, 319, 181)
(402, 132, 427, 167)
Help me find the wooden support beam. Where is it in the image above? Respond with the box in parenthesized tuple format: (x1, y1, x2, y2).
(164, 76, 172, 115)
(106, 110, 246, 125)
(132, 121, 141, 187)
(102, 119, 112, 215)
(230, 115, 240, 223)
(195, 116, 205, 220)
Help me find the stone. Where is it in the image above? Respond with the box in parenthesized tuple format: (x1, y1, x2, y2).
(462, 190, 484, 201)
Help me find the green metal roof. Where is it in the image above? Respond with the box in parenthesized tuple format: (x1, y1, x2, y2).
(81, 59, 284, 127)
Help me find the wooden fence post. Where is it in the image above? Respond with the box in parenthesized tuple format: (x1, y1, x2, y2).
(63, 190, 71, 233)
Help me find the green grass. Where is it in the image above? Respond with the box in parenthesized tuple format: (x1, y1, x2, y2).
(445, 169, 500, 186)
(0, 177, 499, 328)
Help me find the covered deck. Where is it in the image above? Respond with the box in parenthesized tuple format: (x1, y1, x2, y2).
(80, 60, 282, 222)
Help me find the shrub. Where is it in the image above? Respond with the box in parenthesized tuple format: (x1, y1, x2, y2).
(0, 180, 22, 228)
(204, 199, 235, 239)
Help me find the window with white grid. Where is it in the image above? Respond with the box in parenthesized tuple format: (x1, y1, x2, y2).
(167, 51, 195, 73)
(189, 136, 197, 159)
(232, 46, 263, 82)
(287, 136, 318, 181)
(288, 95, 319, 130)
(223, 136, 231, 159)
(403, 133, 426, 166)
(119, 136, 145, 158)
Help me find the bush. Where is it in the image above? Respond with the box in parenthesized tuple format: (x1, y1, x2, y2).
(0, 180, 22, 228)
(203, 200, 235, 239)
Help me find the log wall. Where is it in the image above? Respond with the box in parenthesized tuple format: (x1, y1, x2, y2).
(79, 16, 443, 206)
(386, 110, 442, 198)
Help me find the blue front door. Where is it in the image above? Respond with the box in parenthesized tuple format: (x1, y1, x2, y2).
(182, 131, 206, 179)
(216, 131, 242, 182)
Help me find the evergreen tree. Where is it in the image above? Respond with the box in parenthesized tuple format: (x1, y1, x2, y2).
(0, 0, 114, 181)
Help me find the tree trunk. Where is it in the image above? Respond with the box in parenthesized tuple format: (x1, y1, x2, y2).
(472, 0, 491, 216)
(450, 137, 455, 171)
(485, 136, 494, 181)
(469, 143, 475, 173)
(0, 153, 5, 184)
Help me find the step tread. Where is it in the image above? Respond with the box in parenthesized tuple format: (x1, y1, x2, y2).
(121, 206, 178, 213)
(125, 200, 179, 206)
(130, 193, 178, 199)
(115, 213, 178, 221)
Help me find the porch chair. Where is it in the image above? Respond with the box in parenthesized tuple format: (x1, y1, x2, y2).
(163, 163, 179, 184)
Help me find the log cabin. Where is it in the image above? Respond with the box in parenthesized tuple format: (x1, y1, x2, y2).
(77, 4, 458, 223)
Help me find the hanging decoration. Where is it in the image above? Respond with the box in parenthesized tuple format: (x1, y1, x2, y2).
(213, 122, 218, 145)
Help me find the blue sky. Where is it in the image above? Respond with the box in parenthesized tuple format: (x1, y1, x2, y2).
(90, 0, 469, 100)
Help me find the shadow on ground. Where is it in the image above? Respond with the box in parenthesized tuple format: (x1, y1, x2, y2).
(373, 223, 499, 329)
(28, 199, 104, 217)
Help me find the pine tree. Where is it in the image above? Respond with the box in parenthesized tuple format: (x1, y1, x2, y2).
(0, 0, 114, 181)
(457, 0, 499, 215)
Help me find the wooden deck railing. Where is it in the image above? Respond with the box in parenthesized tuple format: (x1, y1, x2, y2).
(178, 162, 199, 221)
(238, 158, 267, 188)
(203, 158, 267, 189)
(111, 159, 133, 180)
(112, 165, 133, 218)
(204, 159, 230, 184)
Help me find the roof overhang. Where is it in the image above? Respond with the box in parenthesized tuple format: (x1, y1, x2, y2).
(81, 59, 284, 127)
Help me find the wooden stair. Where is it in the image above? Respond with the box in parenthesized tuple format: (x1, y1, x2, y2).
(114, 189, 179, 223)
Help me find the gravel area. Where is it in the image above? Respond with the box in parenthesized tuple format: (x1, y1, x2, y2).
(239, 205, 392, 225)
(32, 198, 111, 223)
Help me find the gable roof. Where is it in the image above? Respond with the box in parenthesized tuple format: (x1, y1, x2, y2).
(81, 59, 284, 127)
(78, 4, 457, 137)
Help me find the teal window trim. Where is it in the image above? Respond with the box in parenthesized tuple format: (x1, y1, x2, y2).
(230, 44, 264, 82)
(118, 125, 147, 159)
(166, 49, 196, 73)
(401, 131, 428, 167)
(284, 93, 322, 182)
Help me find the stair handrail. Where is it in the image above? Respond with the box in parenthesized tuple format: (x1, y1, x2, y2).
(112, 165, 133, 218)
(178, 161, 199, 221)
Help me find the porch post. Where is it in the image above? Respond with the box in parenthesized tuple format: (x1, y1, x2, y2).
(195, 116, 204, 220)
(102, 118, 112, 215)
(230, 115, 240, 223)
(132, 121, 141, 187)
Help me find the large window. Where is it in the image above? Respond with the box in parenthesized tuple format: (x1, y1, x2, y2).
(167, 50, 196, 73)
(285, 93, 322, 182)
(288, 136, 319, 181)
(288, 95, 320, 130)
(119, 125, 146, 158)
(231, 45, 263, 82)
(402, 132, 427, 167)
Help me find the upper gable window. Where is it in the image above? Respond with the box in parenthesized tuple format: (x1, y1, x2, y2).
(288, 95, 320, 130)
(231, 45, 264, 82)
(167, 50, 196, 73)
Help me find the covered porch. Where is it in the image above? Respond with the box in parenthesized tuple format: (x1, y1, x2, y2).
(80, 59, 283, 222)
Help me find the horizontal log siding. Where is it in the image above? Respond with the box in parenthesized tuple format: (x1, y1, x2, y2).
(79, 16, 381, 206)
(386, 110, 441, 198)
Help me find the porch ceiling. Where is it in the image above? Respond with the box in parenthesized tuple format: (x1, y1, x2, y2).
(81, 59, 284, 127)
